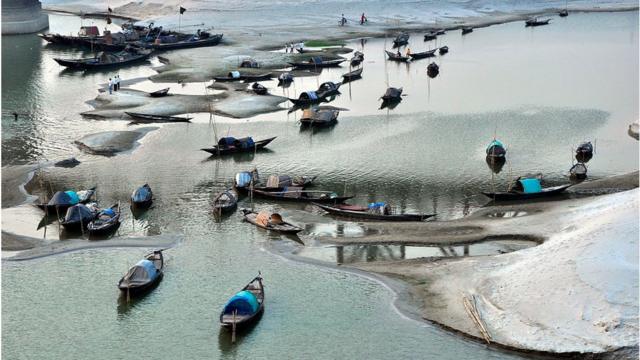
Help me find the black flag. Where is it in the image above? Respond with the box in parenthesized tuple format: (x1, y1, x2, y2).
(179, 6, 186, 14)
(108, 7, 113, 13)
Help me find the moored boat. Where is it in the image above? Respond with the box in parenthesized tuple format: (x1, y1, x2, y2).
(88, 204, 121, 237)
(424, 32, 437, 41)
(118, 250, 164, 298)
(251, 82, 268, 95)
(486, 139, 507, 158)
(559, 9, 569, 17)
(60, 203, 99, 232)
(427, 62, 440, 78)
(250, 187, 352, 204)
(462, 27, 474, 35)
(299, 108, 339, 127)
(36, 187, 96, 216)
(131, 184, 153, 209)
(409, 49, 437, 60)
(525, 18, 551, 27)
(380, 87, 403, 101)
(241, 209, 303, 234)
(288, 57, 346, 69)
(569, 163, 588, 181)
(142, 32, 223, 50)
(385, 50, 410, 62)
(53, 46, 152, 70)
(149, 88, 170, 97)
(342, 67, 363, 83)
(350, 51, 364, 66)
(125, 112, 192, 123)
(201, 136, 276, 156)
(220, 274, 264, 331)
(213, 188, 239, 215)
(439, 46, 449, 55)
(575, 141, 593, 162)
(314, 202, 435, 221)
(392, 32, 409, 47)
(482, 177, 571, 201)
(213, 71, 273, 82)
(277, 72, 294, 86)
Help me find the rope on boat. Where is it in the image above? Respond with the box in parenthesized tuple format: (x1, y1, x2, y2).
(462, 294, 491, 344)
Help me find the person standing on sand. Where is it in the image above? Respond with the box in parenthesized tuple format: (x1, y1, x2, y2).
(116, 75, 121, 91)
(108, 78, 113, 94)
(360, 13, 367, 25)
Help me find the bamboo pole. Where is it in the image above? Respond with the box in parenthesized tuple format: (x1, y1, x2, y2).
(462, 294, 491, 344)
(231, 309, 237, 343)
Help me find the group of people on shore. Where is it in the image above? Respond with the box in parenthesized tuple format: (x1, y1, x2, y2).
(108, 75, 121, 94)
(340, 13, 368, 26)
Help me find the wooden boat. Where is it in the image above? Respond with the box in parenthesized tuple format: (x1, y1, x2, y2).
(88, 204, 121, 236)
(380, 87, 403, 101)
(435, 29, 446, 35)
(53, 46, 152, 70)
(462, 27, 474, 35)
(409, 49, 437, 60)
(143, 32, 223, 50)
(201, 136, 276, 156)
(235, 172, 316, 192)
(60, 203, 99, 232)
(118, 250, 164, 297)
(439, 46, 449, 55)
(350, 51, 364, 66)
(240, 58, 260, 68)
(342, 67, 363, 82)
(300, 108, 339, 127)
(213, 189, 238, 214)
(569, 163, 588, 180)
(251, 82, 268, 95)
(576, 141, 593, 156)
(241, 209, 303, 234)
(131, 184, 153, 209)
(385, 50, 410, 62)
(149, 88, 169, 97)
(220, 275, 264, 330)
(482, 178, 571, 201)
(525, 18, 551, 27)
(125, 112, 192, 123)
(289, 82, 341, 106)
(486, 155, 506, 174)
(213, 71, 273, 82)
(36, 187, 96, 216)
(559, 9, 569, 17)
(314, 203, 435, 222)
(251, 187, 352, 203)
(392, 32, 409, 47)
(424, 32, 437, 41)
(486, 139, 507, 158)
(427, 62, 440, 78)
(288, 57, 346, 69)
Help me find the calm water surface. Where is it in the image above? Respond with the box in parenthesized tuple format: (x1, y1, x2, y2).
(2, 10, 638, 360)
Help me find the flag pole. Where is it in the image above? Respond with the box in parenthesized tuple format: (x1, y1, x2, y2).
(179, 6, 182, 34)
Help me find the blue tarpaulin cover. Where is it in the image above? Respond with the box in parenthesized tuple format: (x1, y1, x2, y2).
(132, 186, 151, 202)
(235, 172, 253, 187)
(368, 202, 386, 209)
(519, 178, 542, 193)
(304, 91, 318, 100)
(64, 191, 80, 204)
(224, 290, 259, 315)
(218, 137, 237, 146)
(236, 137, 255, 149)
(101, 208, 116, 217)
(310, 56, 322, 64)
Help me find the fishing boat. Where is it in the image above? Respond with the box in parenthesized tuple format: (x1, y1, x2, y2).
(342, 67, 363, 83)
(53, 46, 152, 70)
(213, 71, 273, 82)
(125, 112, 192, 123)
(213, 189, 238, 214)
(220, 274, 264, 331)
(251, 82, 268, 95)
(482, 177, 571, 201)
(240, 58, 260, 68)
(289, 82, 341, 106)
(88, 204, 121, 237)
(427, 62, 440, 78)
(201, 136, 276, 156)
(569, 163, 588, 181)
(241, 209, 303, 234)
(575, 141, 593, 162)
(149, 88, 170, 97)
(277, 72, 294, 86)
(385, 50, 410, 62)
(131, 184, 153, 209)
(525, 18, 551, 27)
(36, 187, 96, 215)
(392, 32, 409, 47)
(486, 155, 506, 174)
(235, 171, 316, 192)
(142, 32, 223, 50)
(435, 29, 446, 35)
(380, 87, 403, 101)
(60, 203, 99, 232)
(424, 32, 438, 41)
(118, 250, 164, 297)
(462, 27, 474, 35)
(486, 139, 507, 158)
(350, 51, 364, 66)
(409, 49, 437, 60)
(299, 108, 339, 127)
(288, 57, 346, 69)
(439, 46, 449, 55)
(559, 9, 569, 17)
(314, 203, 435, 222)
(250, 187, 352, 204)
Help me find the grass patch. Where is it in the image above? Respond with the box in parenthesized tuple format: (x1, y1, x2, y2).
(304, 39, 346, 47)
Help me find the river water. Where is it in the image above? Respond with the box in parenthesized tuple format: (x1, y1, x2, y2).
(2, 9, 638, 360)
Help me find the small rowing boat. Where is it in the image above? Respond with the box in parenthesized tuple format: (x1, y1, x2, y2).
(241, 209, 302, 234)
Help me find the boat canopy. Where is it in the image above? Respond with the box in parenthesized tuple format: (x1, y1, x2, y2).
(235, 137, 255, 149)
(266, 175, 292, 188)
(48, 191, 79, 206)
(218, 137, 237, 146)
(300, 91, 318, 100)
(228, 71, 240, 79)
(132, 185, 151, 202)
(518, 178, 542, 193)
(64, 204, 95, 223)
(368, 202, 390, 215)
(224, 290, 259, 315)
(101, 207, 116, 217)
(256, 211, 283, 226)
(235, 172, 254, 188)
(123, 259, 158, 285)
(487, 140, 504, 149)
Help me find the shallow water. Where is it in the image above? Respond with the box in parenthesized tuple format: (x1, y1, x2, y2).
(2, 10, 638, 360)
